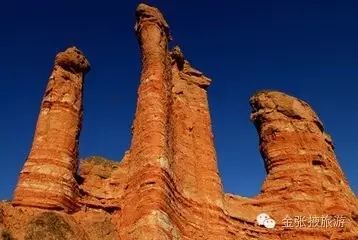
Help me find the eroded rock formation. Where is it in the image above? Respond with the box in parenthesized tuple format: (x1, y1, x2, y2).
(118, 4, 173, 238)
(223, 91, 358, 239)
(1, 3, 357, 240)
(12, 47, 90, 212)
(250, 91, 358, 218)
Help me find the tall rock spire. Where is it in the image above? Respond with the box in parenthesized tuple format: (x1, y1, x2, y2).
(170, 46, 223, 205)
(13, 47, 90, 212)
(130, 2, 171, 174)
(117, 4, 226, 238)
(118, 4, 176, 239)
(168, 46, 225, 238)
(250, 91, 358, 217)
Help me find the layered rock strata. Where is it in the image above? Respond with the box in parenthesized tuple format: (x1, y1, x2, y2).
(116, 3, 175, 239)
(250, 91, 358, 218)
(170, 46, 223, 204)
(221, 91, 358, 239)
(2, 3, 357, 240)
(12, 47, 90, 212)
(168, 46, 226, 238)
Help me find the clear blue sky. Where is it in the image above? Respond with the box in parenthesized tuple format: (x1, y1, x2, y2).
(1, 0, 357, 200)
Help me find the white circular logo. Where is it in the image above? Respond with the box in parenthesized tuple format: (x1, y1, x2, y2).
(256, 213, 276, 229)
(263, 218, 276, 229)
(256, 213, 270, 226)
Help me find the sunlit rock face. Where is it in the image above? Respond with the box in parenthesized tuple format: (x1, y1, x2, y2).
(250, 90, 357, 218)
(2, 3, 357, 240)
(12, 47, 90, 212)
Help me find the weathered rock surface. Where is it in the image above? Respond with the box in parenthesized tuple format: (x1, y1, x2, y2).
(250, 90, 358, 219)
(115, 3, 174, 239)
(12, 47, 90, 212)
(0, 202, 117, 240)
(221, 91, 358, 239)
(2, 3, 357, 240)
(76, 156, 122, 211)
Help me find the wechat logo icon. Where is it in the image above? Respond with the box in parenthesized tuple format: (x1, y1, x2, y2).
(256, 213, 276, 229)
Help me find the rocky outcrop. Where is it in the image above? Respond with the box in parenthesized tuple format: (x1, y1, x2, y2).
(221, 91, 358, 240)
(24, 212, 85, 240)
(2, 3, 357, 240)
(0, 202, 117, 240)
(250, 91, 358, 218)
(76, 156, 122, 212)
(12, 47, 90, 212)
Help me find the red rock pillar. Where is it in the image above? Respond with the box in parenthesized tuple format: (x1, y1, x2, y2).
(170, 47, 224, 205)
(129, 3, 171, 171)
(250, 91, 358, 217)
(13, 47, 90, 212)
(118, 4, 178, 239)
(169, 47, 225, 238)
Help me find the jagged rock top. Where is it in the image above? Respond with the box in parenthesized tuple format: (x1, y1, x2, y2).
(250, 90, 324, 131)
(55, 47, 90, 74)
(135, 3, 171, 39)
(171, 46, 211, 87)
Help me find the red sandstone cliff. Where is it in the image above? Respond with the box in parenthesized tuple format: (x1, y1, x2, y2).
(1, 3, 357, 240)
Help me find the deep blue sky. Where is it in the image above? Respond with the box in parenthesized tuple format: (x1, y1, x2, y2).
(1, 0, 357, 200)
